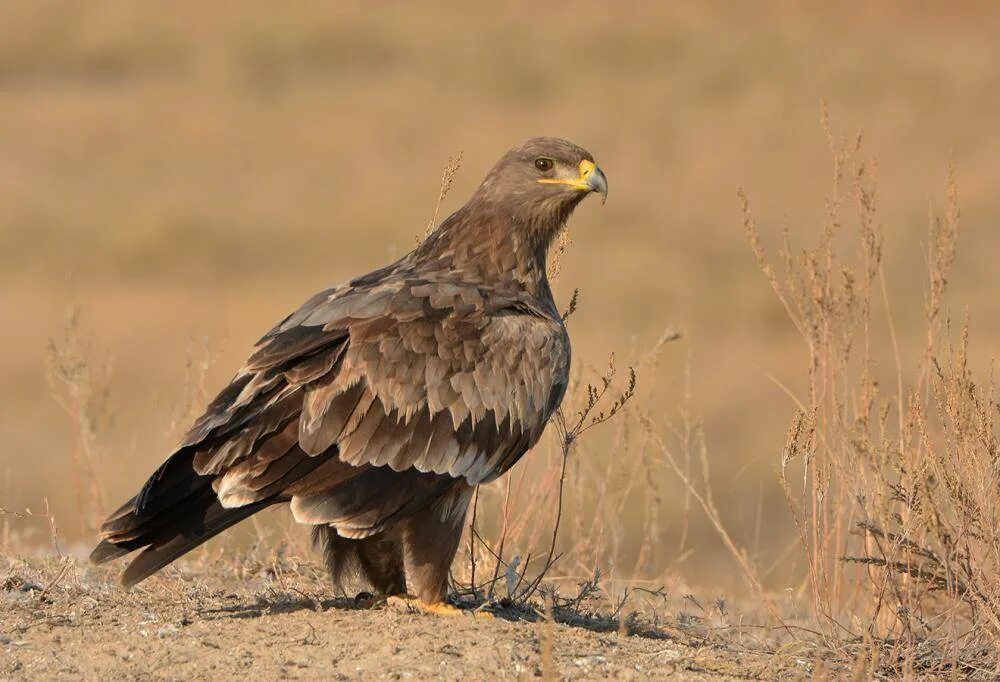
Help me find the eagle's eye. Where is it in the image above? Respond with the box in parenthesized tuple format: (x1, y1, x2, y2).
(534, 157, 554, 172)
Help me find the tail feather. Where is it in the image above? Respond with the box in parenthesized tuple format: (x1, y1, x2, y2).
(97, 450, 201, 540)
(91, 482, 277, 587)
(92, 444, 341, 587)
(90, 539, 133, 564)
(134, 449, 201, 517)
(119, 493, 274, 588)
(90, 447, 272, 586)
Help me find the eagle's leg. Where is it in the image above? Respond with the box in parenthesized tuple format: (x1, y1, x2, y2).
(311, 526, 405, 597)
(401, 483, 475, 608)
(355, 532, 406, 596)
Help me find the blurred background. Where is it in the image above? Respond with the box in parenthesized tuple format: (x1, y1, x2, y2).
(3, 1, 1000, 593)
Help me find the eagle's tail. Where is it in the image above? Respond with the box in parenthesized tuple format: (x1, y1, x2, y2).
(90, 450, 275, 588)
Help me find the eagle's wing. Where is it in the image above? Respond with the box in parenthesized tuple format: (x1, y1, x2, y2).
(94, 275, 569, 583)
(201, 276, 570, 507)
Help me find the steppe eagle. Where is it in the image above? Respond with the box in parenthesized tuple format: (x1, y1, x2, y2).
(91, 137, 608, 614)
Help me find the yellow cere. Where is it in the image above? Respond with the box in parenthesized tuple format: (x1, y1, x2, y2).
(537, 159, 599, 190)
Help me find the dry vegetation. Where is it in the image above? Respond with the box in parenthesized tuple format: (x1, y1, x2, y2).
(5, 2, 1000, 678)
(737, 117, 999, 675)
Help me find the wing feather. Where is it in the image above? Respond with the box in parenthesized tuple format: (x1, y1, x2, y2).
(299, 380, 365, 455)
(131, 279, 568, 527)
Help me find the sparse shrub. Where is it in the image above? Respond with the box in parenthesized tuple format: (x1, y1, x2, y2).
(741, 110, 999, 675)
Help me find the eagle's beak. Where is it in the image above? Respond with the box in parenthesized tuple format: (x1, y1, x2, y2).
(538, 159, 608, 204)
(581, 160, 608, 205)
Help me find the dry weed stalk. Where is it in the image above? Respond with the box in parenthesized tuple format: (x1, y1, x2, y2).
(449, 294, 682, 624)
(424, 151, 463, 239)
(547, 227, 572, 280)
(451, 315, 646, 613)
(0, 501, 62, 558)
(742, 111, 998, 674)
(45, 306, 111, 534)
(641, 395, 791, 634)
(166, 334, 224, 444)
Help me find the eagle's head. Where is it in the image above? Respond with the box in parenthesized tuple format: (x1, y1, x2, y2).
(415, 137, 607, 286)
(474, 137, 608, 227)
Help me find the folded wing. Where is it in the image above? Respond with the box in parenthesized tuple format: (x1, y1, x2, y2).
(92, 275, 569, 584)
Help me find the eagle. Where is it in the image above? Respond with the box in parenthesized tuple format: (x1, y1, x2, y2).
(91, 137, 608, 615)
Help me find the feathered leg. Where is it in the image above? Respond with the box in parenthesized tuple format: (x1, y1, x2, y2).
(399, 483, 474, 612)
(312, 526, 406, 596)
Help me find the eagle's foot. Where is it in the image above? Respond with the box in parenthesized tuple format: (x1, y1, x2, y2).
(384, 594, 493, 618)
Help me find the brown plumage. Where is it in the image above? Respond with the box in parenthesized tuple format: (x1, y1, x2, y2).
(91, 137, 608, 610)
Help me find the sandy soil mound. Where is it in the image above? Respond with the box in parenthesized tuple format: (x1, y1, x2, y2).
(1, 557, 779, 680)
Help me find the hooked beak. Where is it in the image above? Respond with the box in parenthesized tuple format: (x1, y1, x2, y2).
(581, 160, 608, 204)
(538, 159, 608, 204)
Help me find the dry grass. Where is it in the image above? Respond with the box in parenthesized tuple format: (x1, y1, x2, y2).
(733, 116, 999, 675)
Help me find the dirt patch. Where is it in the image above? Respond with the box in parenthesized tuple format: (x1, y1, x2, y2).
(1, 556, 798, 680)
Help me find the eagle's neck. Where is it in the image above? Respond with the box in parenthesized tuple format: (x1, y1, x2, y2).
(413, 199, 572, 299)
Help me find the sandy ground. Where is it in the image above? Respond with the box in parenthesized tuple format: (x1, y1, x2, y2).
(0, 556, 799, 680)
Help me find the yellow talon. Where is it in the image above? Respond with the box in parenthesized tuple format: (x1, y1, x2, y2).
(384, 595, 492, 618)
(423, 601, 463, 616)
